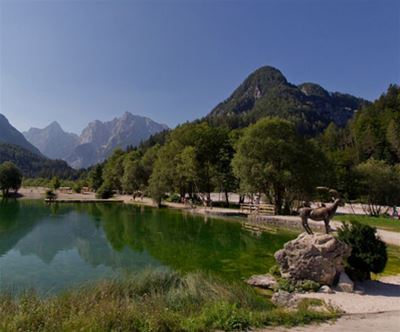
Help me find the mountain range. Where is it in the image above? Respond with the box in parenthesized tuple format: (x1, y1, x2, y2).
(23, 112, 168, 169)
(2, 65, 371, 174)
(206, 66, 369, 134)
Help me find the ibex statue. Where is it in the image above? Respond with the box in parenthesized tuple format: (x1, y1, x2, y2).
(299, 189, 342, 234)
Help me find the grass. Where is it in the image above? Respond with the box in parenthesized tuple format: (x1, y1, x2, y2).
(374, 245, 400, 277)
(334, 214, 400, 232)
(0, 270, 338, 332)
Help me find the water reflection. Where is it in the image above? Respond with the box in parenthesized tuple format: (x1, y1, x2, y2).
(0, 200, 294, 294)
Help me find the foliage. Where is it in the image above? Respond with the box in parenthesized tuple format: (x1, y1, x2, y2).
(355, 159, 400, 215)
(148, 122, 235, 205)
(102, 149, 125, 193)
(337, 221, 388, 280)
(334, 214, 400, 233)
(166, 193, 181, 203)
(232, 118, 328, 214)
(277, 279, 321, 293)
(50, 176, 61, 190)
(351, 84, 400, 164)
(45, 189, 57, 201)
(0, 143, 76, 179)
(0, 161, 22, 196)
(87, 164, 103, 191)
(206, 66, 368, 135)
(96, 183, 114, 199)
(0, 270, 337, 332)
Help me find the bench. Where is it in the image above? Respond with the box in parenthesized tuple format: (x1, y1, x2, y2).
(240, 203, 275, 215)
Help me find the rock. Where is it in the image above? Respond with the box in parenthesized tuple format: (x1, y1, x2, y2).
(274, 232, 351, 286)
(318, 285, 334, 294)
(246, 274, 278, 289)
(336, 272, 354, 293)
(271, 290, 299, 307)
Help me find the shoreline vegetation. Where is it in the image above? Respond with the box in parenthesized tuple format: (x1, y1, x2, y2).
(0, 270, 338, 332)
(1, 189, 399, 331)
(11, 188, 400, 277)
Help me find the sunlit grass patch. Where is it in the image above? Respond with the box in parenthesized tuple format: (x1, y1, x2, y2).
(0, 269, 338, 332)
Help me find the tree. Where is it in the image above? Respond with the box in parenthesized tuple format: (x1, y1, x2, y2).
(50, 176, 61, 190)
(355, 159, 400, 216)
(338, 222, 387, 280)
(102, 149, 125, 193)
(232, 118, 327, 214)
(88, 164, 103, 191)
(122, 150, 145, 194)
(0, 161, 23, 196)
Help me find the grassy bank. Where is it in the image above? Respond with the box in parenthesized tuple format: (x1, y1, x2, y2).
(334, 214, 400, 232)
(0, 270, 337, 332)
(376, 245, 400, 277)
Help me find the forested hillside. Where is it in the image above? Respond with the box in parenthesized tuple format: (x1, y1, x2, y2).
(0, 143, 77, 178)
(206, 66, 369, 135)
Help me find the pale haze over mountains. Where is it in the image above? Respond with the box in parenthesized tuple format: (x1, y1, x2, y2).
(23, 112, 168, 169)
(2, 65, 371, 170)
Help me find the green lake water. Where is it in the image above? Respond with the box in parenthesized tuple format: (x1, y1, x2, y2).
(0, 200, 295, 294)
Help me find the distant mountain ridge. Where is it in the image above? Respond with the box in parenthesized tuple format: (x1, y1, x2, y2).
(207, 66, 369, 134)
(0, 114, 42, 155)
(24, 112, 168, 169)
(24, 122, 79, 160)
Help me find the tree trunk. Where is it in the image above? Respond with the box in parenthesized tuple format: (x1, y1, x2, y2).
(224, 191, 229, 207)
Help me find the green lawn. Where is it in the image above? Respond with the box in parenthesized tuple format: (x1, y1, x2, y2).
(334, 214, 400, 233)
(376, 245, 400, 277)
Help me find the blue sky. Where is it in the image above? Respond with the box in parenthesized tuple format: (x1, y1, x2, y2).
(1, 0, 399, 134)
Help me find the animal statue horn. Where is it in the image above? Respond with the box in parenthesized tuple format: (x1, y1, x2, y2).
(299, 189, 342, 234)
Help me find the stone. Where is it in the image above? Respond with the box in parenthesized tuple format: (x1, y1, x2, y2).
(336, 272, 354, 293)
(274, 232, 351, 286)
(271, 290, 299, 308)
(246, 274, 278, 289)
(318, 285, 334, 294)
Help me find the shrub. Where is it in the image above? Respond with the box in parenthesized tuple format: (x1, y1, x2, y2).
(277, 278, 320, 293)
(166, 193, 181, 203)
(337, 221, 387, 280)
(45, 190, 57, 201)
(96, 183, 113, 199)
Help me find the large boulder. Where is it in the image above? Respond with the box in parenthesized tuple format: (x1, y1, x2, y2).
(274, 233, 351, 286)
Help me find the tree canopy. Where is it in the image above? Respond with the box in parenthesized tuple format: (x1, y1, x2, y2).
(0, 161, 23, 196)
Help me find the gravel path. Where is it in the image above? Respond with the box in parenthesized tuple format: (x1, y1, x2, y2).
(267, 311, 400, 332)
(261, 276, 400, 332)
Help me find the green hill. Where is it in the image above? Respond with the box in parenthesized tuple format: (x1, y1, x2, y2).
(207, 66, 369, 135)
(0, 143, 76, 178)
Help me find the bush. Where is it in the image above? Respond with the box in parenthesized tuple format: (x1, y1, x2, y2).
(277, 279, 320, 293)
(96, 183, 113, 199)
(72, 183, 82, 193)
(337, 221, 387, 280)
(166, 193, 181, 203)
(45, 190, 57, 201)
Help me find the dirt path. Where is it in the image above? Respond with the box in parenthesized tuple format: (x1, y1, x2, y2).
(267, 311, 400, 332)
(264, 276, 400, 332)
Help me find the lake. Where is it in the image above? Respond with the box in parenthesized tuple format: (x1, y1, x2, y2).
(0, 200, 294, 295)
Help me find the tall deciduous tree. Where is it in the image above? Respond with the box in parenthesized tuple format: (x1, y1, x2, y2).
(0, 161, 22, 196)
(232, 118, 327, 214)
(355, 159, 400, 216)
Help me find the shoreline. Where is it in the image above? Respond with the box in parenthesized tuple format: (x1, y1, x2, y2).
(10, 187, 400, 330)
(17, 187, 400, 246)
